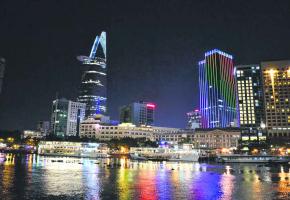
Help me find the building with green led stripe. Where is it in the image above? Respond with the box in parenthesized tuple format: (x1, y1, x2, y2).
(199, 49, 238, 128)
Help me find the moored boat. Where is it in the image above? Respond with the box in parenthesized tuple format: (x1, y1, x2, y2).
(130, 145, 199, 162)
(217, 154, 290, 163)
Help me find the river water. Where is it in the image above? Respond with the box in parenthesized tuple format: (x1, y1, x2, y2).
(0, 154, 289, 200)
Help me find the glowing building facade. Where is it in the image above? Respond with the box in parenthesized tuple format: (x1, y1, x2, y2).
(120, 102, 156, 126)
(236, 65, 264, 128)
(262, 60, 290, 142)
(199, 49, 238, 128)
(236, 65, 267, 150)
(78, 31, 107, 117)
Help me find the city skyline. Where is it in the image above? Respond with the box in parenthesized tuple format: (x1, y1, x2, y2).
(1, 1, 290, 130)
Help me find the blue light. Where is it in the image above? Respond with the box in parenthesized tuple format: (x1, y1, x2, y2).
(89, 31, 106, 60)
(204, 49, 233, 59)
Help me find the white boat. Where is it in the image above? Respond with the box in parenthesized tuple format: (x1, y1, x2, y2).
(130, 145, 199, 162)
(130, 147, 170, 161)
(217, 154, 290, 163)
(168, 150, 199, 162)
(38, 141, 110, 158)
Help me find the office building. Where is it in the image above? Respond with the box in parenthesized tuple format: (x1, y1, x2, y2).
(236, 65, 267, 150)
(261, 60, 290, 143)
(199, 49, 238, 128)
(120, 101, 155, 126)
(186, 109, 201, 129)
(78, 31, 107, 117)
(0, 57, 5, 95)
(50, 98, 86, 138)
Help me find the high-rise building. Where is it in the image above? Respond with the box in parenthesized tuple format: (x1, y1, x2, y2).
(120, 102, 156, 126)
(199, 49, 238, 128)
(78, 31, 107, 117)
(261, 60, 290, 143)
(0, 57, 5, 95)
(236, 65, 264, 128)
(50, 98, 86, 138)
(186, 109, 201, 129)
(236, 65, 267, 150)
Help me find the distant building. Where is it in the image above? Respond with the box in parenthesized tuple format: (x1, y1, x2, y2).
(36, 121, 50, 137)
(50, 98, 86, 138)
(23, 130, 43, 139)
(194, 128, 241, 149)
(120, 101, 155, 126)
(77, 32, 107, 117)
(199, 49, 238, 128)
(0, 57, 5, 95)
(261, 60, 290, 144)
(186, 109, 201, 129)
(235, 64, 267, 150)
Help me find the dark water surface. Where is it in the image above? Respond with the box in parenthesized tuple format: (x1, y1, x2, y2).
(0, 154, 290, 200)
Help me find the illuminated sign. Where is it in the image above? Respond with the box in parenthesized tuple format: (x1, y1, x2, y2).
(146, 103, 156, 109)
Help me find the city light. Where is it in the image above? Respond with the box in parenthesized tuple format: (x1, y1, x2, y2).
(7, 137, 14, 143)
(146, 103, 156, 109)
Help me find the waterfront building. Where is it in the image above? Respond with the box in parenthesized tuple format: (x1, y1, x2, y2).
(0, 57, 5, 95)
(80, 117, 186, 143)
(23, 130, 43, 139)
(36, 121, 50, 137)
(50, 98, 86, 138)
(186, 109, 201, 129)
(261, 60, 290, 144)
(199, 49, 238, 128)
(235, 65, 267, 150)
(154, 131, 192, 144)
(77, 31, 107, 117)
(193, 128, 241, 149)
(120, 101, 156, 126)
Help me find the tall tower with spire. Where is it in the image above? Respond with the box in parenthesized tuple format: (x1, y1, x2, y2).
(77, 31, 107, 117)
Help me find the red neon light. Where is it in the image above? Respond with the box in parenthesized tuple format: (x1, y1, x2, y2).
(146, 103, 156, 109)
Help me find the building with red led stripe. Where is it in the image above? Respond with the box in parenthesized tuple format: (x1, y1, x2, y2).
(119, 101, 155, 126)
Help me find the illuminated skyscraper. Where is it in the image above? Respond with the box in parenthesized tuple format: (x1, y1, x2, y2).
(236, 65, 264, 128)
(0, 57, 5, 95)
(262, 60, 290, 143)
(236, 65, 267, 149)
(199, 49, 238, 128)
(78, 31, 107, 117)
(120, 102, 156, 126)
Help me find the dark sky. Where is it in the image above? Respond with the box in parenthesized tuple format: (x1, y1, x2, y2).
(0, 0, 290, 130)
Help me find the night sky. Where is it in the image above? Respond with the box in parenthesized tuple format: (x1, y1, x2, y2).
(1, 0, 290, 130)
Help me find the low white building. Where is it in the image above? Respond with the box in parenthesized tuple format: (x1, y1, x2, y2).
(79, 118, 187, 143)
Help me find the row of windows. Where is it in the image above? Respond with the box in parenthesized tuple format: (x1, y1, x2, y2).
(194, 134, 238, 138)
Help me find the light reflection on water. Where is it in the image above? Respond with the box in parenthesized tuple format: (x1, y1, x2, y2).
(0, 154, 289, 200)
